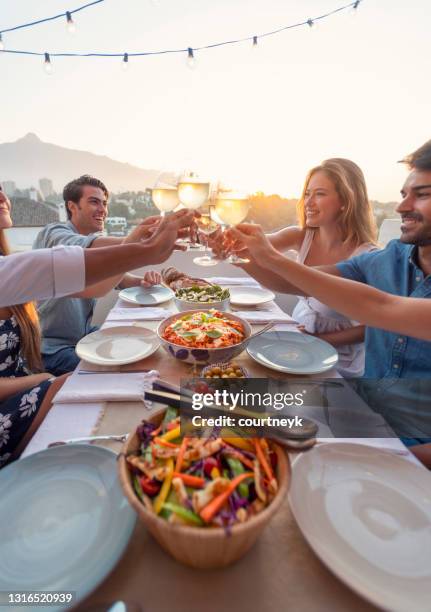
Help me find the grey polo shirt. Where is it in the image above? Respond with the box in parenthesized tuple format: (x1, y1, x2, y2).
(33, 221, 99, 355)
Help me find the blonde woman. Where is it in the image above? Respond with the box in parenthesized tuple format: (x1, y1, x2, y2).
(262, 158, 377, 376)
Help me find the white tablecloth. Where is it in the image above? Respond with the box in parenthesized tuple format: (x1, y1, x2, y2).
(22, 281, 418, 464)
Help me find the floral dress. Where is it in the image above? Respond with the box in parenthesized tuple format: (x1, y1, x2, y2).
(0, 316, 52, 468)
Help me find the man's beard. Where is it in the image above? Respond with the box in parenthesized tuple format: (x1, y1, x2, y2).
(399, 214, 431, 246)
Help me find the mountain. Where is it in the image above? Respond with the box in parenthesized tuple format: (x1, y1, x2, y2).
(0, 133, 160, 193)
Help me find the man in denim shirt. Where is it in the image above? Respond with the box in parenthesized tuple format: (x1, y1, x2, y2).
(237, 140, 431, 452)
(335, 141, 431, 446)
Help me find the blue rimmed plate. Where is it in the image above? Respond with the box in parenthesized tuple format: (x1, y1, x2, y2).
(0, 445, 136, 612)
(247, 330, 338, 374)
(119, 285, 173, 306)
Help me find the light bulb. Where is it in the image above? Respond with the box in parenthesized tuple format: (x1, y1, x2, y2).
(122, 53, 129, 71)
(349, 1, 361, 15)
(252, 36, 258, 49)
(66, 11, 76, 34)
(186, 47, 196, 70)
(307, 18, 314, 29)
(0, 34, 4, 51)
(44, 52, 53, 75)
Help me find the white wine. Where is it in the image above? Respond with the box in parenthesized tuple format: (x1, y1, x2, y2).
(152, 188, 179, 213)
(177, 181, 210, 210)
(197, 214, 219, 235)
(214, 196, 250, 226)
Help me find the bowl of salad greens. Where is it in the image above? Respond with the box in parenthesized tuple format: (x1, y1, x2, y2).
(118, 407, 290, 569)
(174, 284, 230, 311)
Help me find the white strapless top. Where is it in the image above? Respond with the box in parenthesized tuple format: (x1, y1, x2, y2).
(292, 230, 378, 377)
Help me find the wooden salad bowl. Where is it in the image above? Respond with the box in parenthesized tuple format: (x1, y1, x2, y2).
(118, 409, 291, 569)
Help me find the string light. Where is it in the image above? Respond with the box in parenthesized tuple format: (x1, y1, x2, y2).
(350, 0, 361, 14)
(0, 1, 362, 70)
(66, 11, 76, 34)
(122, 52, 129, 71)
(186, 47, 195, 70)
(0, 34, 4, 51)
(44, 52, 53, 74)
(0, 0, 105, 37)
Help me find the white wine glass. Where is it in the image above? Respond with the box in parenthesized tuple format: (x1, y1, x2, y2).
(177, 171, 210, 248)
(214, 190, 251, 264)
(193, 204, 221, 266)
(151, 172, 179, 216)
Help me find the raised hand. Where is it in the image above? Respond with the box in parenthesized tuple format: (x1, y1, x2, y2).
(225, 223, 276, 266)
(140, 270, 162, 287)
(140, 209, 195, 263)
(123, 215, 161, 243)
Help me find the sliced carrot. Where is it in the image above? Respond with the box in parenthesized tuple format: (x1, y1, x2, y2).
(154, 437, 178, 449)
(150, 424, 162, 437)
(200, 472, 254, 523)
(254, 439, 274, 482)
(175, 437, 189, 472)
(172, 472, 205, 488)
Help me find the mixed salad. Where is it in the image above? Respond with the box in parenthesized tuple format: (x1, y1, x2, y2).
(162, 310, 245, 349)
(175, 284, 230, 303)
(127, 407, 279, 529)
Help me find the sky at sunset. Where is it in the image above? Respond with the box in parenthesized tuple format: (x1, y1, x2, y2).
(0, 0, 429, 200)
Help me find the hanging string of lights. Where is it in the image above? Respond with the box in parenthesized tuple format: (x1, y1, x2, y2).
(0, 0, 362, 74)
(0, 0, 105, 43)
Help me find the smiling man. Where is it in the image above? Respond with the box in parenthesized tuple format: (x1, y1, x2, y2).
(33, 175, 162, 375)
(226, 141, 431, 450)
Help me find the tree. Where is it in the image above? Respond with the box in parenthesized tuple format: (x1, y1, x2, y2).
(108, 201, 131, 219)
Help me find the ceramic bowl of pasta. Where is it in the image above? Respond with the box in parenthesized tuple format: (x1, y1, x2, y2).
(157, 309, 252, 365)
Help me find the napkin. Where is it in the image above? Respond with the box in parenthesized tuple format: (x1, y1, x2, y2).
(207, 277, 260, 286)
(236, 311, 297, 324)
(54, 369, 160, 404)
(106, 307, 176, 322)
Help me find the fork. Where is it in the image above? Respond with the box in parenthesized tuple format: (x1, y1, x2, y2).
(48, 434, 128, 447)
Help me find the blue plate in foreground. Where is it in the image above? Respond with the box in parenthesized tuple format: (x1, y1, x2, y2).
(247, 330, 338, 374)
(0, 445, 136, 612)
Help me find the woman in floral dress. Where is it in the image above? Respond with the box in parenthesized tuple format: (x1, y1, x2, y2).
(0, 186, 66, 467)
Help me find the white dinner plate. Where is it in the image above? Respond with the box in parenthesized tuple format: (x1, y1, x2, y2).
(76, 325, 160, 366)
(118, 285, 173, 306)
(247, 330, 338, 374)
(228, 286, 275, 306)
(289, 443, 431, 612)
(0, 445, 136, 612)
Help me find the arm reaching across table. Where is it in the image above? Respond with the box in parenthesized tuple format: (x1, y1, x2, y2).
(0, 210, 194, 307)
(228, 223, 431, 342)
(224, 224, 339, 295)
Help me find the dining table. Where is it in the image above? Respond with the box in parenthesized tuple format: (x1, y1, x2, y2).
(21, 278, 421, 612)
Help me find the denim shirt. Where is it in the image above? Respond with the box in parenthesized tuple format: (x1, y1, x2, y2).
(336, 239, 431, 380)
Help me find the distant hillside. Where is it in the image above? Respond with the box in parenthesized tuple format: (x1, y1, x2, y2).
(0, 133, 159, 193)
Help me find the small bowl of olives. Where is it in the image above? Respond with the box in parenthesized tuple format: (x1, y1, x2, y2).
(201, 361, 249, 379)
